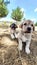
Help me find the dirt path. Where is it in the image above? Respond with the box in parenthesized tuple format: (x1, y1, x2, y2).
(0, 32, 37, 65)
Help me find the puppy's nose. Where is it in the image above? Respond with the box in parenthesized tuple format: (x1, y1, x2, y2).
(27, 27, 31, 31)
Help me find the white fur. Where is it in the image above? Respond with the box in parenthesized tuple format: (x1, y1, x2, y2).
(16, 20, 34, 54)
(10, 20, 34, 54)
(10, 34, 15, 39)
(17, 32, 32, 54)
(10, 29, 16, 39)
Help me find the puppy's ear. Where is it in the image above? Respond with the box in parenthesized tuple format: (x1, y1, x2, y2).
(15, 25, 18, 28)
(19, 24, 23, 28)
(10, 24, 12, 28)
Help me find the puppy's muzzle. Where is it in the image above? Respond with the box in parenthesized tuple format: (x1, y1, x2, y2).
(27, 27, 31, 32)
(10, 23, 18, 30)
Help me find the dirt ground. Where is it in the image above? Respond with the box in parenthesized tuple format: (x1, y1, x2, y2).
(0, 28, 37, 65)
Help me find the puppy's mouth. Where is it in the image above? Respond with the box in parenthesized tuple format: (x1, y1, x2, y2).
(25, 27, 31, 33)
(24, 31, 31, 33)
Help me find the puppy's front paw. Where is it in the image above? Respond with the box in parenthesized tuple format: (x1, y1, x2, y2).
(25, 48, 30, 54)
(18, 46, 22, 51)
(11, 34, 15, 39)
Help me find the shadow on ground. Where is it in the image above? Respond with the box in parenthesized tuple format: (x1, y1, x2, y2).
(0, 32, 37, 65)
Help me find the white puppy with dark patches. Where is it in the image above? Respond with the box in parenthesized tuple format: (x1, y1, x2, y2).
(10, 23, 18, 39)
(16, 20, 35, 54)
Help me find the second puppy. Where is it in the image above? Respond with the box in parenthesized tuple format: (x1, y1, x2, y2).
(10, 23, 18, 39)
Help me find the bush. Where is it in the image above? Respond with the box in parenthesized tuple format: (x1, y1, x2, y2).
(10, 21, 13, 25)
(11, 7, 24, 21)
(35, 22, 37, 26)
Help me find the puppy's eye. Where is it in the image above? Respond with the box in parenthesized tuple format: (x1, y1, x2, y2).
(31, 24, 33, 26)
(24, 23, 27, 25)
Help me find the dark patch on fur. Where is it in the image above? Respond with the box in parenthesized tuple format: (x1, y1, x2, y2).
(10, 23, 17, 30)
(22, 42, 26, 51)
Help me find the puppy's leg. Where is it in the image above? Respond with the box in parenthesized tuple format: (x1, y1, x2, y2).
(25, 40, 31, 54)
(22, 42, 26, 51)
(18, 39, 22, 51)
(10, 33, 15, 39)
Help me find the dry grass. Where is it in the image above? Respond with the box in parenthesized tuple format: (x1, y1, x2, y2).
(0, 27, 37, 65)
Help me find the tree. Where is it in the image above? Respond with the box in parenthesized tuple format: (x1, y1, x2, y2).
(0, 0, 8, 17)
(0, 0, 4, 3)
(35, 22, 37, 26)
(11, 7, 24, 21)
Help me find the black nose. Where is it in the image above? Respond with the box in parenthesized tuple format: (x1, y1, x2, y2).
(27, 27, 31, 31)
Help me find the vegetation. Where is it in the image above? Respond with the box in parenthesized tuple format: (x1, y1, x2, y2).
(0, 0, 4, 3)
(0, 0, 8, 17)
(11, 7, 24, 21)
(10, 21, 13, 25)
(35, 22, 37, 26)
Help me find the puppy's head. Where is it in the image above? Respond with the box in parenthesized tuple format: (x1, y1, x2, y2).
(10, 23, 18, 30)
(19, 20, 35, 33)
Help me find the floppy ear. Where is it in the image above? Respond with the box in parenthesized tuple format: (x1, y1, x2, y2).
(19, 23, 23, 28)
(15, 25, 18, 28)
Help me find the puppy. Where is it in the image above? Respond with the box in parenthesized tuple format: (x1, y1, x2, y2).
(17, 20, 35, 54)
(10, 23, 18, 39)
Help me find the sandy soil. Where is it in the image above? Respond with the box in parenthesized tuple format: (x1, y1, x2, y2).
(0, 28, 37, 65)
